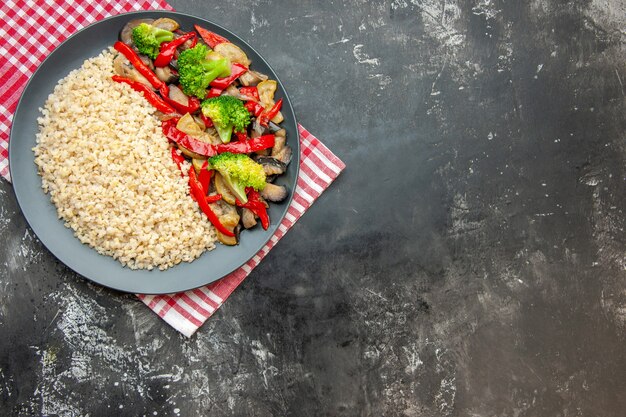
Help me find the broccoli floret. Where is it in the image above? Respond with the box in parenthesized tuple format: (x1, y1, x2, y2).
(178, 44, 231, 99)
(201, 95, 251, 143)
(131, 23, 174, 59)
(208, 153, 266, 203)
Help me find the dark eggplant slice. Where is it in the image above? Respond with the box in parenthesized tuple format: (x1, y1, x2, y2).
(272, 145, 292, 165)
(255, 156, 286, 176)
(271, 134, 286, 156)
(251, 118, 269, 137)
(268, 121, 282, 133)
(260, 183, 288, 202)
(241, 208, 257, 229)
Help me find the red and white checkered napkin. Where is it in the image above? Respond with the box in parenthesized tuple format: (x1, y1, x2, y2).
(0, 0, 346, 336)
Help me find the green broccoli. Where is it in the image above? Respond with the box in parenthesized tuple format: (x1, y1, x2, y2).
(201, 95, 251, 144)
(208, 153, 266, 203)
(131, 23, 174, 59)
(178, 44, 231, 99)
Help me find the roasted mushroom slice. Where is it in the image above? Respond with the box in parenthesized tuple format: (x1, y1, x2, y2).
(260, 183, 288, 202)
(255, 156, 286, 176)
(241, 208, 257, 229)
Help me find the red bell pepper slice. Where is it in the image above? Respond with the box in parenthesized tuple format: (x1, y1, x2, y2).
(234, 131, 248, 142)
(112, 75, 176, 114)
(114, 41, 166, 91)
(154, 32, 196, 67)
(194, 25, 229, 48)
(239, 86, 260, 101)
(258, 98, 283, 127)
(163, 120, 274, 156)
(207, 87, 223, 98)
(205, 194, 222, 203)
(209, 63, 248, 89)
(236, 189, 269, 230)
(171, 147, 186, 172)
(188, 167, 235, 237)
(216, 135, 275, 154)
(199, 113, 214, 128)
(198, 161, 212, 194)
(162, 119, 217, 157)
(244, 101, 264, 117)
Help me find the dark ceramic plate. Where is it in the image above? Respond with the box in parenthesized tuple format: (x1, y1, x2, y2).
(9, 11, 298, 294)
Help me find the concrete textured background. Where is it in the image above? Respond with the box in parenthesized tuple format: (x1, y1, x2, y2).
(1, 0, 625, 416)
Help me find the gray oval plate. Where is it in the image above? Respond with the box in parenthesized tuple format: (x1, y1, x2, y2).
(9, 11, 299, 294)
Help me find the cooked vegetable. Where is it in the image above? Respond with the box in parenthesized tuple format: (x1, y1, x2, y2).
(175, 115, 215, 158)
(215, 202, 240, 245)
(201, 95, 250, 143)
(258, 98, 283, 127)
(236, 189, 270, 230)
(171, 147, 186, 172)
(214, 172, 237, 205)
(111, 75, 176, 114)
(241, 208, 257, 229)
(113, 54, 153, 87)
(132, 23, 174, 59)
(154, 65, 178, 83)
(163, 86, 201, 114)
(120, 18, 154, 45)
(260, 182, 288, 202)
(114, 41, 166, 90)
(209, 63, 248, 90)
(272, 143, 293, 165)
(114, 18, 292, 247)
(255, 156, 287, 176)
(188, 166, 234, 237)
(214, 42, 251, 66)
(177, 44, 231, 99)
(162, 118, 216, 157)
(154, 32, 196, 67)
(238, 86, 260, 100)
(194, 25, 229, 48)
(239, 69, 268, 86)
(256, 80, 283, 123)
(152, 18, 180, 32)
(208, 153, 266, 203)
(217, 135, 275, 154)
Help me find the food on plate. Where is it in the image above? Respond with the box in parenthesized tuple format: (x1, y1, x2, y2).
(132, 22, 174, 58)
(33, 18, 292, 270)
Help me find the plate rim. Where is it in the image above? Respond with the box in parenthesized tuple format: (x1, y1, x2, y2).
(9, 10, 299, 294)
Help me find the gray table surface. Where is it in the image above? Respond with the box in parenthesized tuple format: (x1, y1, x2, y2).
(1, 1, 625, 416)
